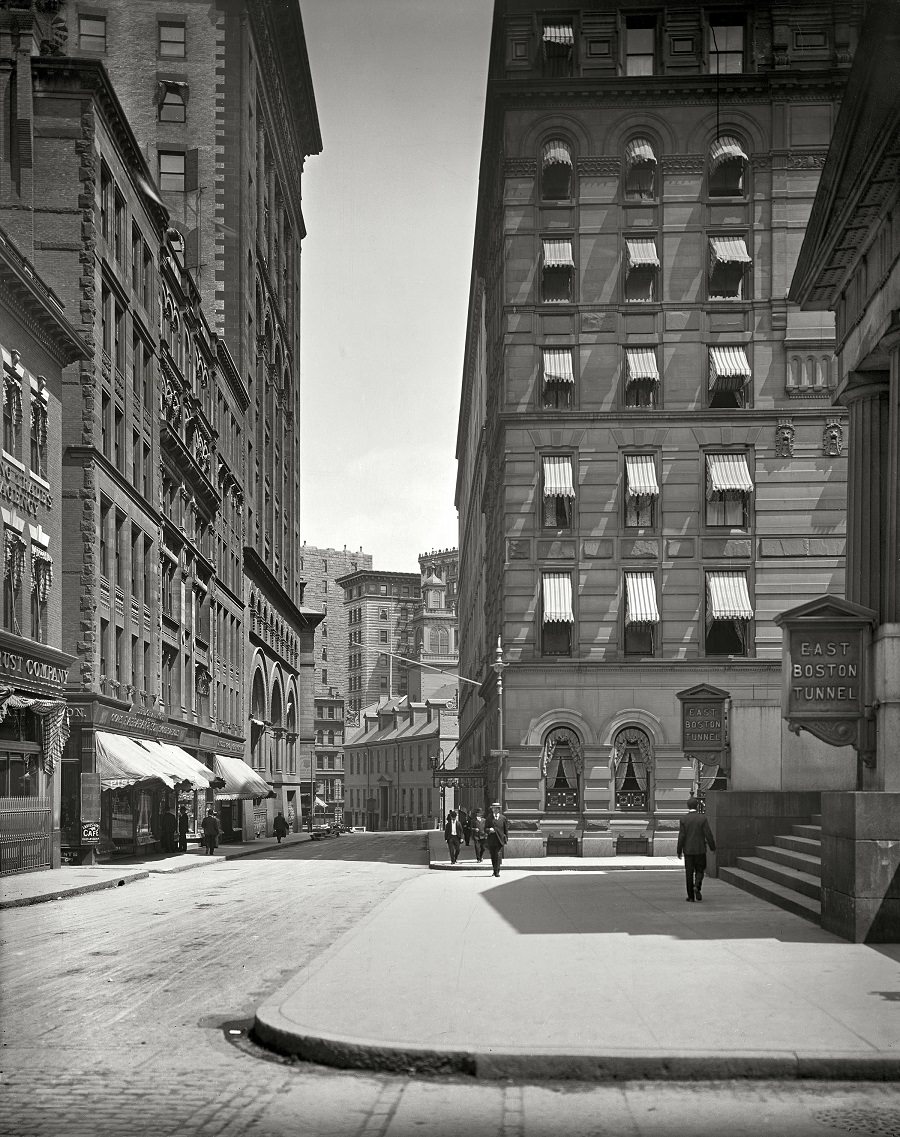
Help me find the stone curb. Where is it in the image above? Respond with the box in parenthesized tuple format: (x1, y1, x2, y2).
(0, 870, 149, 909)
(429, 862, 682, 872)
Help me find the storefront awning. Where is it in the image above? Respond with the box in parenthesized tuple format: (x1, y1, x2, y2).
(626, 238, 659, 270)
(706, 571, 753, 622)
(625, 454, 659, 497)
(543, 23, 574, 45)
(709, 346, 751, 392)
(542, 140, 572, 168)
(709, 235, 751, 266)
(625, 347, 659, 384)
(136, 739, 214, 789)
(95, 731, 178, 790)
(706, 452, 753, 496)
(543, 455, 575, 497)
(543, 239, 574, 267)
(709, 135, 748, 172)
(213, 753, 272, 800)
(624, 138, 656, 169)
(543, 348, 575, 384)
(542, 572, 574, 623)
(625, 571, 659, 625)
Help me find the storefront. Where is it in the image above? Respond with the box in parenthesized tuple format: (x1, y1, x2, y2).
(212, 753, 273, 841)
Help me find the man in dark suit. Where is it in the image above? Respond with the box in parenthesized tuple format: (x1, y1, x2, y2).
(677, 797, 716, 902)
(485, 801, 509, 877)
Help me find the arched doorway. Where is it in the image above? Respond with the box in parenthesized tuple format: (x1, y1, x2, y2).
(613, 726, 652, 813)
(541, 727, 582, 813)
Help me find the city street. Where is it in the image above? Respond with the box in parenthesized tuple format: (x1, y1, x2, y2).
(2, 832, 900, 1136)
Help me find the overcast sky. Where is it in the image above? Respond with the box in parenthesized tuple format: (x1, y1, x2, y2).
(298, 0, 493, 572)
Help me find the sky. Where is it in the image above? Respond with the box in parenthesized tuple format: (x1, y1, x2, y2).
(298, 0, 493, 572)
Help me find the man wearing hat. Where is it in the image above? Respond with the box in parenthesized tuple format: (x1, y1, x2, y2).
(677, 797, 717, 902)
(485, 801, 508, 877)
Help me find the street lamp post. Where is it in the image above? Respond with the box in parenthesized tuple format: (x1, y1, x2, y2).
(491, 636, 507, 810)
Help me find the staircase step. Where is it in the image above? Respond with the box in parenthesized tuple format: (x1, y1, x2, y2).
(719, 866, 821, 923)
(735, 855, 821, 899)
(791, 823, 823, 840)
(774, 833, 821, 856)
(757, 844, 822, 877)
(810, 815, 822, 825)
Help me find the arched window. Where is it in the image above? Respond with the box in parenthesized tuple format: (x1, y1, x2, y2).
(708, 135, 748, 197)
(541, 139, 573, 200)
(541, 727, 582, 813)
(623, 137, 657, 199)
(431, 627, 450, 654)
(613, 726, 651, 812)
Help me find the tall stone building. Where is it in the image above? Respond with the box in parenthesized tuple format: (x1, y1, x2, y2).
(456, 0, 858, 857)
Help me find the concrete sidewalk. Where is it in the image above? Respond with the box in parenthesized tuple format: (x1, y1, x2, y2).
(0, 831, 311, 909)
(255, 864, 900, 1082)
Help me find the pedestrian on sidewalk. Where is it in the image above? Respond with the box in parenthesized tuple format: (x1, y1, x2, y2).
(458, 806, 471, 846)
(485, 801, 508, 877)
(160, 806, 177, 854)
(201, 806, 221, 856)
(177, 805, 190, 853)
(677, 797, 716, 902)
(470, 806, 487, 863)
(443, 810, 462, 864)
(273, 811, 289, 844)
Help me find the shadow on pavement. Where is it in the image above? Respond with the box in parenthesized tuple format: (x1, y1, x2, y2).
(480, 871, 843, 943)
(238, 833, 430, 867)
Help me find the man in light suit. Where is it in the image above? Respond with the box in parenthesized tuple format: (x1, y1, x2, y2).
(677, 797, 717, 902)
(485, 801, 509, 877)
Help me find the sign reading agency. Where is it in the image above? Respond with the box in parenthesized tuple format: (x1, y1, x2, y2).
(677, 684, 729, 753)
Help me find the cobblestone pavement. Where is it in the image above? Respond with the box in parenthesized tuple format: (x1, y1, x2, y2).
(2, 833, 899, 1137)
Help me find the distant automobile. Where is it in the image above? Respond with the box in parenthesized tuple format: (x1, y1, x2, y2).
(309, 823, 341, 840)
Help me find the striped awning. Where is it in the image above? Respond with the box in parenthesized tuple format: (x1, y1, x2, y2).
(543, 455, 575, 497)
(136, 739, 214, 789)
(542, 572, 574, 623)
(709, 346, 751, 392)
(625, 347, 659, 384)
(213, 754, 273, 800)
(626, 238, 659, 269)
(543, 239, 574, 267)
(625, 571, 659, 625)
(709, 236, 751, 266)
(543, 23, 574, 45)
(706, 452, 753, 496)
(709, 135, 748, 172)
(624, 138, 657, 169)
(542, 140, 572, 168)
(706, 571, 752, 622)
(543, 348, 575, 384)
(625, 454, 659, 497)
(95, 731, 179, 790)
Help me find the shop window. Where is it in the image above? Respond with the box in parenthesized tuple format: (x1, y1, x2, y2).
(541, 572, 573, 656)
(0, 749, 41, 796)
(613, 726, 651, 811)
(541, 239, 574, 303)
(541, 140, 573, 200)
(708, 17, 744, 73)
(708, 136, 748, 197)
(705, 570, 752, 656)
(624, 16, 656, 75)
(542, 21, 574, 77)
(542, 455, 575, 530)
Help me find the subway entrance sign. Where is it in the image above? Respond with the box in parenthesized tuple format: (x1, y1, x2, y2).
(774, 595, 876, 764)
(677, 684, 729, 752)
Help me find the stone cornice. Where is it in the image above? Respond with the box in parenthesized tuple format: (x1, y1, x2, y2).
(0, 231, 85, 365)
(509, 659, 781, 675)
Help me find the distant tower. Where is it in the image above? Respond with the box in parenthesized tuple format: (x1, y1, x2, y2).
(409, 569, 458, 702)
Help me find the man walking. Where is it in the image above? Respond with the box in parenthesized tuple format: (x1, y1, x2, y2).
(177, 805, 190, 853)
(485, 801, 508, 877)
(677, 797, 716, 902)
(444, 809, 462, 864)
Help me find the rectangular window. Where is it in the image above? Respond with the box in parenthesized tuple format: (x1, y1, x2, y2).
(113, 190, 125, 265)
(115, 513, 126, 588)
(101, 391, 112, 461)
(542, 22, 575, 77)
(114, 300, 125, 372)
(542, 455, 575, 530)
(625, 16, 656, 75)
(541, 571, 574, 656)
(541, 239, 574, 303)
(159, 84, 187, 123)
(624, 346, 659, 408)
(541, 347, 575, 409)
(131, 225, 142, 293)
(623, 571, 659, 656)
(79, 14, 106, 53)
(624, 454, 659, 529)
(2, 375, 21, 459)
(159, 20, 185, 57)
(709, 19, 744, 73)
(158, 151, 186, 192)
(624, 238, 659, 302)
(142, 441, 151, 499)
(708, 235, 751, 299)
(705, 570, 752, 656)
(379, 629, 388, 643)
(705, 453, 752, 528)
(30, 396, 48, 480)
(114, 407, 124, 471)
(708, 345, 751, 408)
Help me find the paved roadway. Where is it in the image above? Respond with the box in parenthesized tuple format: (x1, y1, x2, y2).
(2, 832, 899, 1137)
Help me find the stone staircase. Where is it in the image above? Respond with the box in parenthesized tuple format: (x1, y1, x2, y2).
(719, 816, 822, 924)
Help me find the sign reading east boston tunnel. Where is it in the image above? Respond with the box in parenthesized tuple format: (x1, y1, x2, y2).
(787, 630, 863, 716)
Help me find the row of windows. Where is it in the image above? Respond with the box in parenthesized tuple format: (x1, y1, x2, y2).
(1, 523, 52, 644)
(538, 568, 755, 659)
(77, 14, 185, 58)
(2, 367, 49, 481)
(346, 748, 437, 777)
(345, 582, 419, 600)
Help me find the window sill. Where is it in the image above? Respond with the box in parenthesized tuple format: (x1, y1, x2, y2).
(2, 450, 25, 472)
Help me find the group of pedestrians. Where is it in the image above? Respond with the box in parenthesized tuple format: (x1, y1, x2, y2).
(443, 803, 509, 877)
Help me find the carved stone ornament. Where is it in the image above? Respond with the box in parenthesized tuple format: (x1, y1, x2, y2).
(775, 419, 795, 457)
(823, 420, 843, 457)
(505, 158, 537, 178)
(577, 157, 622, 176)
(660, 155, 705, 174)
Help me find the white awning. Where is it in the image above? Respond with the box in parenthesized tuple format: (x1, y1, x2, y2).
(543, 348, 575, 384)
(94, 731, 178, 790)
(709, 236, 751, 266)
(709, 135, 748, 172)
(542, 140, 572, 168)
(706, 571, 753, 622)
(213, 754, 272, 800)
(625, 347, 659, 384)
(543, 455, 575, 497)
(314, 796, 328, 809)
(543, 239, 574, 267)
(135, 739, 214, 789)
(543, 23, 574, 45)
(625, 454, 659, 497)
(542, 572, 574, 623)
(624, 138, 657, 169)
(625, 572, 659, 625)
(706, 452, 753, 496)
(709, 346, 751, 392)
(626, 238, 659, 270)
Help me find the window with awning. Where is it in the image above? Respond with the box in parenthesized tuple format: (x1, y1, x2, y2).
(625, 347, 659, 385)
(543, 239, 574, 267)
(706, 452, 752, 527)
(626, 238, 659, 270)
(709, 345, 751, 392)
(705, 570, 752, 654)
(624, 138, 657, 199)
(542, 140, 572, 168)
(213, 753, 273, 800)
(94, 731, 178, 790)
(624, 138, 657, 170)
(543, 23, 574, 45)
(625, 454, 659, 497)
(625, 239, 659, 302)
(541, 141, 573, 200)
(543, 348, 575, 385)
(709, 236, 751, 298)
(542, 23, 574, 76)
(542, 240, 574, 302)
(709, 235, 751, 266)
(709, 135, 748, 172)
(542, 572, 574, 622)
(542, 455, 574, 529)
(624, 571, 659, 625)
(135, 739, 214, 789)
